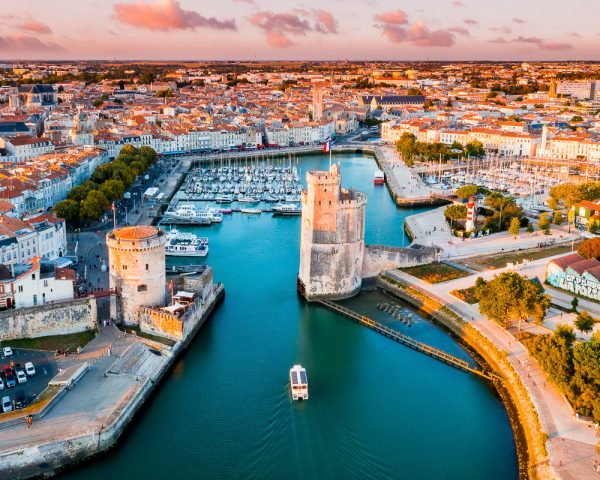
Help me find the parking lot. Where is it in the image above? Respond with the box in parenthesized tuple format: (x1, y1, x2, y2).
(1, 348, 58, 412)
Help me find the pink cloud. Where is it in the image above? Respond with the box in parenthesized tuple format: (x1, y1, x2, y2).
(491, 26, 512, 34)
(18, 21, 52, 35)
(374, 10, 408, 25)
(448, 26, 470, 36)
(375, 12, 455, 47)
(249, 10, 338, 47)
(452, 1, 466, 6)
(0, 34, 65, 53)
(489, 36, 573, 51)
(113, 0, 236, 31)
(463, 19, 478, 26)
(513, 18, 526, 24)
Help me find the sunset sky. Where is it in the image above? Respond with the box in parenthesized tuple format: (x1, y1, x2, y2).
(2, 0, 600, 60)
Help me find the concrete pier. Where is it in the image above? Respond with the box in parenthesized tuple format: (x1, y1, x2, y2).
(0, 285, 224, 480)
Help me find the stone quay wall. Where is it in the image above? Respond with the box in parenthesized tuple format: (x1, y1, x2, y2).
(0, 285, 225, 480)
(362, 245, 440, 279)
(0, 296, 97, 341)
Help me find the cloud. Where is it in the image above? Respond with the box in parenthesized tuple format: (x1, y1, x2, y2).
(18, 20, 52, 35)
(491, 26, 512, 34)
(448, 26, 470, 36)
(374, 10, 408, 25)
(463, 19, 478, 26)
(512, 17, 526, 24)
(568, 31, 581, 38)
(375, 12, 455, 47)
(113, 0, 236, 31)
(489, 36, 573, 51)
(452, 1, 465, 6)
(0, 34, 65, 53)
(249, 10, 338, 47)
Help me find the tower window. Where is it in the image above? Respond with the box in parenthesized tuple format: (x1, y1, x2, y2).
(137, 284, 147, 292)
(146, 264, 149, 270)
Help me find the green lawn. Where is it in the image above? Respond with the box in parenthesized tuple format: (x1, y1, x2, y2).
(116, 324, 176, 347)
(456, 242, 581, 271)
(450, 286, 479, 304)
(400, 263, 470, 284)
(5, 330, 97, 352)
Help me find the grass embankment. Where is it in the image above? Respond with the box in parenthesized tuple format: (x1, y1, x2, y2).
(457, 242, 581, 271)
(0, 384, 63, 423)
(400, 263, 470, 284)
(450, 286, 479, 304)
(116, 324, 176, 347)
(379, 274, 550, 480)
(6, 330, 97, 351)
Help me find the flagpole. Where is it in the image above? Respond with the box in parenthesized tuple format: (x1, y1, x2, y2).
(112, 202, 117, 231)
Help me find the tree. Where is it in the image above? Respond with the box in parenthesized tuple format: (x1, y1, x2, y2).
(485, 192, 521, 232)
(80, 190, 109, 221)
(553, 210, 563, 225)
(526, 222, 535, 234)
(444, 204, 467, 227)
(571, 297, 579, 313)
(548, 182, 600, 210)
(476, 271, 551, 329)
(574, 311, 597, 334)
(578, 238, 600, 259)
(455, 184, 479, 200)
(100, 179, 125, 201)
(571, 115, 583, 122)
(68, 181, 98, 203)
(464, 140, 485, 157)
(53, 199, 80, 225)
(538, 212, 551, 234)
(139, 71, 155, 85)
(509, 217, 521, 238)
(396, 133, 417, 162)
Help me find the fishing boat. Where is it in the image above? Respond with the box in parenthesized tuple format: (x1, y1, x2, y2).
(289, 364, 308, 400)
(272, 203, 302, 216)
(164, 229, 209, 257)
(374, 170, 385, 185)
(240, 208, 262, 214)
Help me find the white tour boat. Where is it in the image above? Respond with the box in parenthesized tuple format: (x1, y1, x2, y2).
(166, 204, 213, 224)
(164, 229, 208, 257)
(240, 208, 262, 214)
(374, 170, 385, 185)
(290, 364, 308, 400)
(272, 203, 302, 216)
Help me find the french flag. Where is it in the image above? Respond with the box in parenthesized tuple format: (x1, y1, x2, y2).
(323, 140, 331, 153)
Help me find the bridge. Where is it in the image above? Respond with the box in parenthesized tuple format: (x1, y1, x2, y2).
(318, 300, 500, 382)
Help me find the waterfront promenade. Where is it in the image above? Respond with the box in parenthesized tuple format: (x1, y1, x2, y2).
(405, 205, 581, 259)
(386, 265, 599, 480)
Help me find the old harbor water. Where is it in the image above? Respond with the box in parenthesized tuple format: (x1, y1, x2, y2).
(65, 153, 517, 480)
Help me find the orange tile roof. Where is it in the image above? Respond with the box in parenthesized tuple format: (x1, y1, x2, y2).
(113, 225, 159, 240)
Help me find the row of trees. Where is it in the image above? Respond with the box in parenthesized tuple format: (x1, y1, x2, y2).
(53, 145, 157, 225)
(548, 182, 600, 211)
(521, 326, 600, 422)
(396, 133, 485, 164)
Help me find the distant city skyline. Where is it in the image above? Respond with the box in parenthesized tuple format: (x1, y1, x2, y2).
(2, 0, 600, 60)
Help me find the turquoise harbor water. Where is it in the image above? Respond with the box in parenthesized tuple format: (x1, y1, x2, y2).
(66, 154, 517, 480)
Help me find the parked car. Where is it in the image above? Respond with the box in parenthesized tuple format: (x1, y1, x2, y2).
(15, 370, 27, 384)
(2, 347, 12, 357)
(25, 362, 35, 376)
(4, 373, 16, 388)
(1, 395, 11, 413)
(14, 392, 27, 410)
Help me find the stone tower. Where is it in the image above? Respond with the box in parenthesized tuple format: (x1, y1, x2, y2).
(107, 226, 166, 325)
(298, 164, 367, 300)
(312, 87, 324, 121)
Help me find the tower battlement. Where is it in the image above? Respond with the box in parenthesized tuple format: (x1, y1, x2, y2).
(298, 165, 366, 300)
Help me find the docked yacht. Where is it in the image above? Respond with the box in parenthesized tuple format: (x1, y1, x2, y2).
(289, 365, 308, 400)
(272, 203, 302, 216)
(241, 208, 262, 215)
(164, 229, 209, 257)
(166, 204, 212, 224)
(374, 170, 385, 185)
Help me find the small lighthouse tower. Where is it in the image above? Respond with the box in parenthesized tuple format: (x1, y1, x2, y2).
(465, 197, 476, 232)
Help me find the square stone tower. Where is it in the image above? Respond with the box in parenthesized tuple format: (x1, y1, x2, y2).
(298, 164, 367, 300)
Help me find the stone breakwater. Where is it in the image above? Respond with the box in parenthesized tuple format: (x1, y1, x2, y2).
(0, 285, 224, 480)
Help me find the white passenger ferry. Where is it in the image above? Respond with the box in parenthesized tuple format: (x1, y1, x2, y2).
(167, 204, 213, 224)
(272, 203, 301, 216)
(289, 364, 308, 400)
(164, 229, 208, 257)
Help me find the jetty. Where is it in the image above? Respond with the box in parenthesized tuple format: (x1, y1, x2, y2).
(318, 300, 499, 382)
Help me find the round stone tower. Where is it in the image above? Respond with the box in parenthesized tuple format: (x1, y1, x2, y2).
(107, 226, 166, 325)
